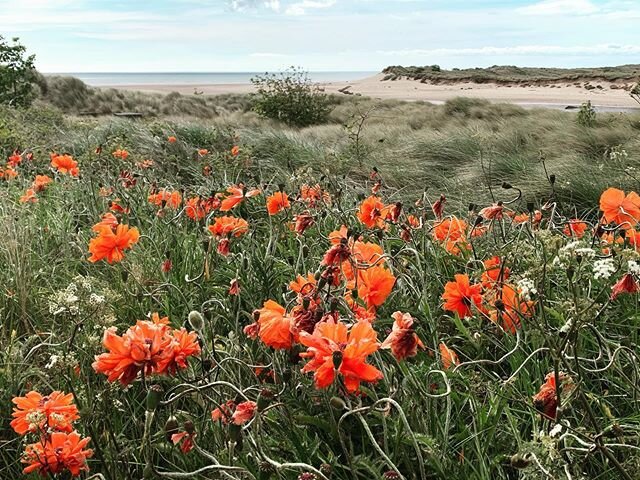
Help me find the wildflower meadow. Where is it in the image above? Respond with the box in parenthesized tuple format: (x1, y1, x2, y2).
(2, 102, 640, 480)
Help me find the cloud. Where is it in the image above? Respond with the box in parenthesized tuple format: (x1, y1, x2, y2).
(377, 44, 640, 57)
(229, 0, 280, 11)
(517, 0, 599, 16)
(285, 0, 336, 16)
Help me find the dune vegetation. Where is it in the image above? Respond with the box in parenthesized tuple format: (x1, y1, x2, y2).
(2, 64, 640, 480)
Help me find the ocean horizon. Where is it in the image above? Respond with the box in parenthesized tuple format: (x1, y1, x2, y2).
(43, 71, 378, 87)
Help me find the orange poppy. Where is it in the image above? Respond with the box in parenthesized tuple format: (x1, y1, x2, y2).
(381, 311, 424, 361)
(439, 342, 460, 370)
(300, 184, 330, 206)
(22, 431, 93, 477)
(289, 273, 317, 295)
(88, 223, 139, 264)
(11, 391, 79, 436)
(168, 136, 177, 143)
(253, 300, 294, 350)
(532, 372, 572, 420)
(32, 175, 53, 192)
(266, 191, 290, 215)
(219, 184, 261, 211)
(50, 153, 79, 176)
(329, 225, 349, 245)
(231, 145, 240, 156)
(354, 265, 396, 309)
(442, 274, 483, 318)
(232, 400, 257, 425)
(1, 165, 18, 179)
(208, 216, 249, 238)
(611, 273, 639, 300)
(599, 187, 640, 229)
(163, 328, 201, 374)
(433, 217, 470, 254)
(148, 189, 182, 209)
(357, 195, 389, 229)
(19, 188, 37, 203)
(112, 149, 130, 160)
(299, 318, 383, 393)
(185, 196, 215, 221)
(293, 212, 315, 234)
(211, 400, 236, 423)
(198, 148, 209, 156)
(343, 241, 385, 281)
(8, 151, 22, 167)
(563, 219, 588, 238)
(481, 256, 509, 288)
(486, 284, 534, 334)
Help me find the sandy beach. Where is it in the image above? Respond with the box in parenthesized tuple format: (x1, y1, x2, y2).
(105, 73, 640, 111)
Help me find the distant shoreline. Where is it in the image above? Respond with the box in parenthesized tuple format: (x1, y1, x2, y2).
(102, 73, 640, 112)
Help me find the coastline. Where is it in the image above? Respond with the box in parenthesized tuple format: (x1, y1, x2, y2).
(101, 73, 640, 111)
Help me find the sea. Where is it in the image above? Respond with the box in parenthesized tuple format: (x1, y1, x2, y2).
(45, 71, 376, 87)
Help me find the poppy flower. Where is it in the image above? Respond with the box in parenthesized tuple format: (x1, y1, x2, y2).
(253, 300, 294, 350)
(432, 194, 446, 219)
(357, 195, 389, 229)
(1, 165, 18, 179)
(343, 240, 385, 281)
(22, 431, 93, 477)
(231, 145, 240, 156)
(486, 284, 534, 334)
(185, 196, 215, 221)
(219, 184, 261, 211)
(599, 187, 640, 229)
(354, 265, 396, 309)
(88, 223, 140, 264)
(322, 240, 351, 266)
(148, 189, 182, 210)
(112, 149, 130, 160)
(32, 175, 53, 192)
(19, 188, 37, 203)
(611, 273, 639, 300)
(563, 219, 588, 238)
(11, 391, 79, 436)
(168, 136, 177, 143)
(171, 431, 195, 453)
(532, 372, 572, 420)
(289, 273, 317, 296)
(109, 199, 130, 214)
(481, 256, 509, 289)
(266, 191, 290, 215)
(293, 212, 315, 234)
(232, 401, 257, 425)
(208, 216, 249, 238)
(300, 184, 330, 206)
(406, 214, 421, 229)
(442, 274, 483, 318)
(299, 318, 383, 393)
(198, 148, 209, 156)
(329, 225, 349, 245)
(51, 153, 79, 176)
(211, 400, 236, 423)
(381, 312, 424, 361)
(8, 151, 22, 167)
(439, 342, 460, 370)
(229, 278, 240, 295)
(478, 202, 504, 221)
(162, 328, 201, 374)
(432, 217, 470, 254)
(92, 213, 119, 232)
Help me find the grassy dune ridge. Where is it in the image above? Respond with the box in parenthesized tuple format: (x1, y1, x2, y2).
(383, 64, 640, 86)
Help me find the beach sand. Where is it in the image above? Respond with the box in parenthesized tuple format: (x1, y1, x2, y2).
(106, 73, 639, 110)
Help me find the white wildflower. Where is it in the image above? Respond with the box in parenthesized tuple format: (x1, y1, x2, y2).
(593, 258, 616, 280)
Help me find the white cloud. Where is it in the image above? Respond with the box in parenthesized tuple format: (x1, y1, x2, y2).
(285, 0, 336, 16)
(377, 44, 640, 57)
(229, 0, 281, 11)
(517, 0, 599, 16)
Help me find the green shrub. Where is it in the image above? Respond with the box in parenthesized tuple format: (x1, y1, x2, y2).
(577, 100, 596, 127)
(0, 36, 36, 107)
(251, 67, 331, 127)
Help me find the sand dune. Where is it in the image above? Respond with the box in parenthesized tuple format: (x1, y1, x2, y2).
(106, 73, 639, 110)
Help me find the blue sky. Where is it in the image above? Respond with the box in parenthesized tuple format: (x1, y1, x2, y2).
(1, 0, 639, 72)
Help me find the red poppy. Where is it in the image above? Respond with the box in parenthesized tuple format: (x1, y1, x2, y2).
(357, 195, 389, 229)
(266, 191, 290, 215)
(253, 300, 294, 350)
(88, 223, 140, 264)
(112, 149, 130, 160)
(354, 265, 396, 309)
(51, 153, 79, 176)
(22, 431, 93, 477)
(148, 189, 182, 210)
(439, 342, 460, 370)
(171, 431, 195, 453)
(299, 318, 383, 393)
(611, 273, 639, 300)
(599, 187, 640, 229)
(532, 372, 573, 420)
(232, 401, 257, 425)
(442, 274, 483, 318)
(381, 312, 424, 361)
(168, 136, 177, 144)
(563, 219, 588, 238)
(219, 184, 261, 211)
(11, 391, 79, 436)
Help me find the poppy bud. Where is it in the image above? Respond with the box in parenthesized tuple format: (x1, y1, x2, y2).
(146, 384, 163, 411)
(184, 420, 195, 434)
(329, 396, 346, 410)
(549, 174, 556, 185)
(332, 350, 343, 370)
(474, 215, 484, 227)
(566, 266, 575, 280)
(468, 203, 476, 212)
(228, 423, 242, 442)
(351, 288, 358, 299)
(259, 461, 276, 474)
(188, 310, 205, 331)
(320, 464, 332, 476)
(302, 297, 310, 310)
(494, 299, 505, 312)
(257, 389, 274, 412)
(302, 245, 309, 257)
(143, 464, 155, 479)
(502, 182, 512, 190)
(330, 297, 339, 312)
(510, 454, 532, 469)
(164, 416, 179, 442)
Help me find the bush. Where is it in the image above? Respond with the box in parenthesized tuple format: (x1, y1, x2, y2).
(632, 82, 640, 105)
(0, 36, 36, 107)
(251, 67, 331, 127)
(577, 100, 596, 127)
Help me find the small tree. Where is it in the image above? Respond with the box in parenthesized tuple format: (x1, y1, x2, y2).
(577, 100, 596, 127)
(251, 67, 331, 127)
(631, 82, 640, 106)
(0, 35, 36, 107)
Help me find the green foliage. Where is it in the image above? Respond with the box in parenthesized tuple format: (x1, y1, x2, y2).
(632, 82, 640, 105)
(251, 66, 331, 127)
(0, 35, 37, 107)
(577, 100, 597, 127)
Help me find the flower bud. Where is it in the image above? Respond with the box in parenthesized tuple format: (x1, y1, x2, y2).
(329, 396, 346, 411)
(146, 384, 163, 411)
(257, 389, 274, 412)
(164, 416, 179, 442)
(188, 310, 205, 331)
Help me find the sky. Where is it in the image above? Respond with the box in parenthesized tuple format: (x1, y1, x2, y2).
(1, 0, 639, 72)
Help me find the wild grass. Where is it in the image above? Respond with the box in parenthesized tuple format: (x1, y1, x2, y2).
(2, 97, 640, 479)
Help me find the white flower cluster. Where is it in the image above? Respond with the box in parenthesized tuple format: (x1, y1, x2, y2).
(609, 145, 628, 162)
(628, 260, 640, 276)
(553, 241, 595, 267)
(47, 275, 116, 319)
(516, 277, 537, 301)
(593, 258, 616, 280)
(48, 282, 80, 316)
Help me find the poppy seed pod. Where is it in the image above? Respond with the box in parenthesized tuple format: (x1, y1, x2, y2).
(549, 174, 556, 185)
(502, 182, 512, 190)
(510, 454, 532, 469)
(188, 310, 205, 331)
(332, 350, 343, 370)
(184, 420, 195, 434)
(383, 472, 401, 479)
(329, 396, 346, 410)
(146, 384, 163, 411)
(164, 416, 179, 442)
